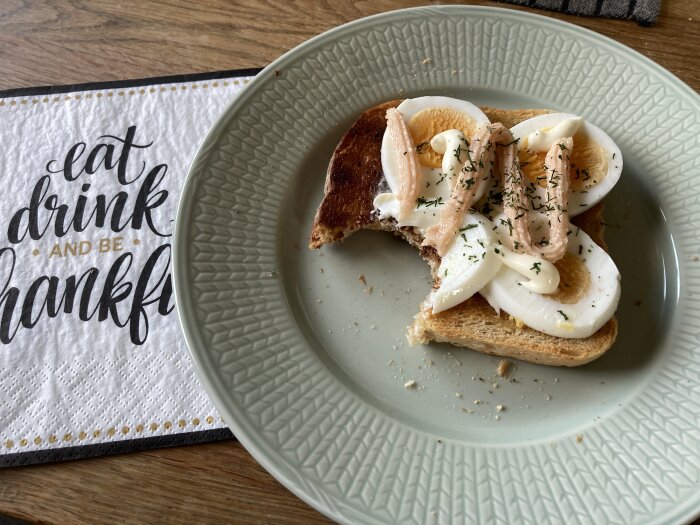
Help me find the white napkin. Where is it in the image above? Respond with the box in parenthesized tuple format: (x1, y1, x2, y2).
(0, 73, 255, 459)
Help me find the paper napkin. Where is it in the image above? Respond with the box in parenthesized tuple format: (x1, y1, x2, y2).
(0, 71, 257, 465)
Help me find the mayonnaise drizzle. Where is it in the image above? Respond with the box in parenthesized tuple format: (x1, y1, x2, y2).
(430, 130, 490, 204)
(526, 116, 582, 152)
(495, 248, 560, 294)
(430, 129, 465, 191)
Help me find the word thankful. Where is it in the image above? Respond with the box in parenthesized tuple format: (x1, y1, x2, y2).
(0, 245, 173, 345)
(45, 236, 129, 258)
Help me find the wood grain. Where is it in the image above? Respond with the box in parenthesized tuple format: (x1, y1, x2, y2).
(0, 441, 332, 524)
(0, 0, 697, 91)
(0, 1, 697, 524)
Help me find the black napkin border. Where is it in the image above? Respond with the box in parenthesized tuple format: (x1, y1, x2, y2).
(0, 67, 264, 469)
(0, 67, 263, 99)
(0, 429, 234, 468)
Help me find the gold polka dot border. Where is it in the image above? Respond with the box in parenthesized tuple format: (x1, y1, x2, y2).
(2, 416, 222, 449)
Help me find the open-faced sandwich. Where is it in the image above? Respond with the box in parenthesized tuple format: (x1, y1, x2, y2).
(309, 97, 622, 366)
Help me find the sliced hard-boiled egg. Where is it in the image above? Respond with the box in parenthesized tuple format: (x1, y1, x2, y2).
(381, 97, 490, 197)
(429, 212, 501, 314)
(480, 227, 620, 339)
(510, 113, 622, 217)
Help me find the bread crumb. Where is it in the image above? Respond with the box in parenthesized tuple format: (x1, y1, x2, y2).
(364, 285, 373, 294)
(460, 407, 474, 414)
(455, 393, 463, 399)
(358, 274, 367, 286)
(404, 380, 417, 390)
(319, 268, 324, 273)
(421, 57, 432, 65)
(473, 399, 482, 405)
(451, 69, 458, 75)
(496, 359, 511, 378)
(576, 434, 583, 443)
(496, 404, 504, 412)
(495, 415, 501, 420)
(387, 359, 394, 366)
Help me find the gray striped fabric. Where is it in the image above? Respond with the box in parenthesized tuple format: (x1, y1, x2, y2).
(499, 0, 661, 25)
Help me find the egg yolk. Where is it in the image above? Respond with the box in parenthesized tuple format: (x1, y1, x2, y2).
(518, 131, 608, 191)
(548, 252, 590, 304)
(408, 107, 477, 168)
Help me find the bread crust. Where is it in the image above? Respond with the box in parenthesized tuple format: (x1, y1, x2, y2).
(409, 296, 617, 366)
(309, 101, 618, 366)
(309, 100, 401, 248)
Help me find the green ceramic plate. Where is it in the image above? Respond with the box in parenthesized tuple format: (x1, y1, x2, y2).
(173, 6, 700, 524)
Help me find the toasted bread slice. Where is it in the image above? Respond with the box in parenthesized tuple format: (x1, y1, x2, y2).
(309, 101, 618, 366)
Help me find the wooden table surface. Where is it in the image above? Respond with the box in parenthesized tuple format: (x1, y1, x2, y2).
(0, 1, 697, 524)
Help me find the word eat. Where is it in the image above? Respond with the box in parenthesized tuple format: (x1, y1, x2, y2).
(7, 126, 170, 244)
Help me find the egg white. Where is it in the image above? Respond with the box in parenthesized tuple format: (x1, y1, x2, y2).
(379, 97, 491, 207)
(480, 226, 621, 339)
(429, 212, 501, 314)
(510, 113, 623, 218)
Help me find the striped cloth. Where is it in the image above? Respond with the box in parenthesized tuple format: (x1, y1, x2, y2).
(500, 0, 661, 25)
